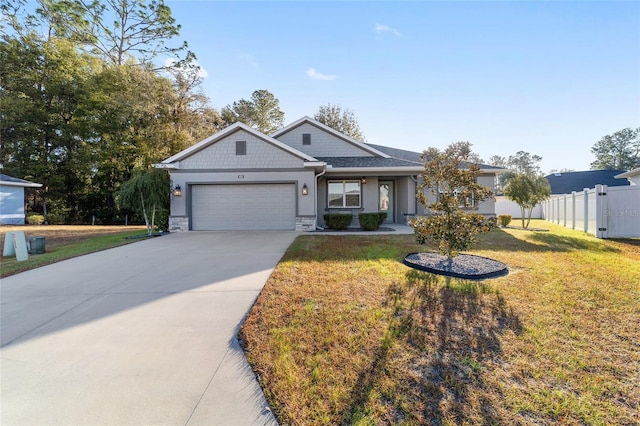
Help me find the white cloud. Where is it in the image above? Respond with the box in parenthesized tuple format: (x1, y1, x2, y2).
(375, 23, 401, 37)
(306, 68, 336, 81)
(164, 58, 208, 78)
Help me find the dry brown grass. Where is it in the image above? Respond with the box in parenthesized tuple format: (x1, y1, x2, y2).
(0, 225, 147, 277)
(0, 225, 146, 250)
(241, 222, 640, 425)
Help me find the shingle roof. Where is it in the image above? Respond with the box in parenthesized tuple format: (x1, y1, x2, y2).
(316, 157, 422, 168)
(365, 144, 423, 164)
(545, 170, 630, 194)
(365, 143, 507, 171)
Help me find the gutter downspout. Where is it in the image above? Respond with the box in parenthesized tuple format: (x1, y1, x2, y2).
(315, 165, 327, 230)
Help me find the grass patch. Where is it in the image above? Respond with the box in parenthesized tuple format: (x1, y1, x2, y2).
(241, 220, 640, 425)
(1, 228, 148, 277)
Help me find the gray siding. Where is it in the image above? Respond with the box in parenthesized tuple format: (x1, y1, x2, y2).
(275, 123, 373, 158)
(416, 174, 497, 216)
(179, 129, 304, 169)
(0, 186, 25, 225)
(397, 176, 417, 223)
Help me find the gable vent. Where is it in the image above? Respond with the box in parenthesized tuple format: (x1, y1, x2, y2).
(236, 140, 247, 155)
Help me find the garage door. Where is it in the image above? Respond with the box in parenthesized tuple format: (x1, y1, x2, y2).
(191, 184, 296, 230)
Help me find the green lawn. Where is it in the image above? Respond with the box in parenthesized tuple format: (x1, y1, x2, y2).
(241, 221, 640, 425)
(0, 230, 147, 278)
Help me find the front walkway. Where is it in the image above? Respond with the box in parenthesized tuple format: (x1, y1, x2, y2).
(308, 224, 414, 235)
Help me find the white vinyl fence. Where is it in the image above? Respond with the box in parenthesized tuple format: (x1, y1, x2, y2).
(542, 185, 640, 238)
(495, 196, 544, 219)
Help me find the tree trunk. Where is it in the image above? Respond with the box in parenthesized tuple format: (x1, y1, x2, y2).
(150, 205, 156, 236)
(140, 193, 151, 236)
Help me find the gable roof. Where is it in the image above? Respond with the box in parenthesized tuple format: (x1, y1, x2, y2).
(160, 122, 317, 165)
(615, 167, 640, 180)
(545, 170, 630, 194)
(0, 174, 42, 188)
(271, 116, 390, 158)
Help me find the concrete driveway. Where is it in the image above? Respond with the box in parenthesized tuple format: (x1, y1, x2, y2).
(1, 231, 298, 425)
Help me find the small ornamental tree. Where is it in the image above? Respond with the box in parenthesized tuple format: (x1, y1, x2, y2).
(117, 168, 170, 236)
(409, 142, 495, 258)
(503, 174, 551, 229)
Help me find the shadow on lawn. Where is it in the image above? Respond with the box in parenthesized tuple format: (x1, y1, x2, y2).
(345, 270, 522, 424)
(476, 228, 620, 254)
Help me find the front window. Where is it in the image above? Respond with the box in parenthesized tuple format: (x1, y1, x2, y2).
(328, 180, 361, 208)
(438, 186, 475, 208)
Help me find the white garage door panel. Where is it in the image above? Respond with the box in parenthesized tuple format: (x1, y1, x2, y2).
(192, 184, 295, 230)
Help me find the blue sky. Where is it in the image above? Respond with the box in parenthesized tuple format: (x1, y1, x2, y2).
(167, 1, 639, 173)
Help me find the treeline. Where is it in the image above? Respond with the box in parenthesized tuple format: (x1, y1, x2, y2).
(1, 0, 223, 224)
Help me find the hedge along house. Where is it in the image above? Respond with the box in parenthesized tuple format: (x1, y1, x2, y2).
(157, 117, 505, 231)
(0, 174, 43, 225)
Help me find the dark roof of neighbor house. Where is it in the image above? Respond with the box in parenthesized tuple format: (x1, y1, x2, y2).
(545, 170, 629, 194)
(0, 173, 42, 187)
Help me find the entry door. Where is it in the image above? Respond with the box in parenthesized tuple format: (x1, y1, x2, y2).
(379, 181, 394, 223)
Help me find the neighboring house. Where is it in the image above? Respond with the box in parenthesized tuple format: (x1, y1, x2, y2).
(0, 174, 43, 225)
(615, 167, 640, 186)
(545, 170, 629, 195)
(158, 117, 505, 231)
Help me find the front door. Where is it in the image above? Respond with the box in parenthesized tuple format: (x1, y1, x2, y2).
(379, 181, 394, 223)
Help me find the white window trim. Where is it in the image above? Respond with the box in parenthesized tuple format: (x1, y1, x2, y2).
(328, 179, 362, 208)
(438, 188, 476, 209)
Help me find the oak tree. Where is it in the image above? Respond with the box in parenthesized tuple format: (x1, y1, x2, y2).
(314, 103, 366, 141)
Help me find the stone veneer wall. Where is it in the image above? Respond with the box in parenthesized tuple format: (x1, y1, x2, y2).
(169, 216, 189, 232)
(296, 216, 316, 231)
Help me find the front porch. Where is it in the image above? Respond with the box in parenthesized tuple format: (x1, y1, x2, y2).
(316, 175, 419, 228)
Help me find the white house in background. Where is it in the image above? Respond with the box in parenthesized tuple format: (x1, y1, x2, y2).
(615, 167, 640, 186)
(0, 174, 43, 225)
(157, 117, 506, 232)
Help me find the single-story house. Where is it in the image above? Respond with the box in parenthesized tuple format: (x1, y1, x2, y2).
(157, 117, 505, 231)
(615, 167, 640, 186)
(545, 170, 630, 195)
(0, 174, 43, 225)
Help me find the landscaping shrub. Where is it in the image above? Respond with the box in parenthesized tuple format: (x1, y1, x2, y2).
(44, 213, 64, 225)
(411, 142, 495, 258)
(155, 208, 169, 232)
(323, 213, 352, 230)
(26, 214, 45, 225)
(498, 214, 512, 227)
(409, 212, 495, 256)
(377, 211, 387, 225)
(359, 212, 385, 231)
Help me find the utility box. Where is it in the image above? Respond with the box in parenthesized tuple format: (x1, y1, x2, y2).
(28, 236, 46, 254)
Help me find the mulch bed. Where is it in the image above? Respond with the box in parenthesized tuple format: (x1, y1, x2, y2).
(403, 252, 508, 280)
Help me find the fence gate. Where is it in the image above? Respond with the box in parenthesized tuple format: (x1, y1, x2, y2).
(544, 184, 640, 239)
(600, 185, 640, 238)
